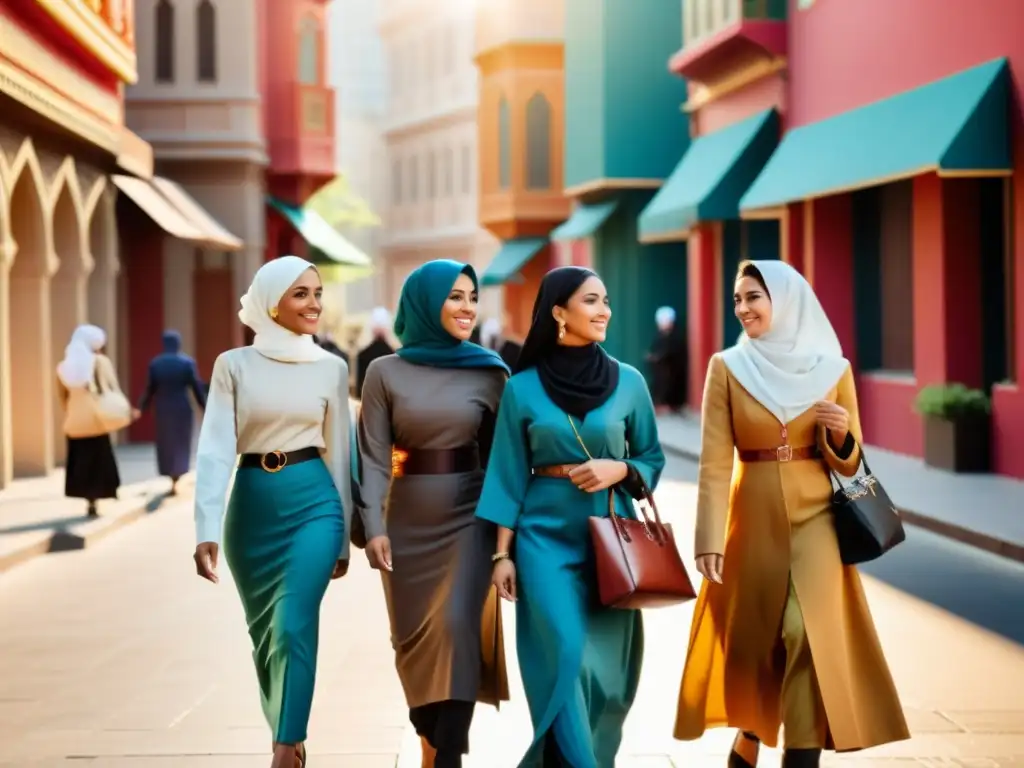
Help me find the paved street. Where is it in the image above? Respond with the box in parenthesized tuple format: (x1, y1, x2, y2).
(2, 455, 1024, 767)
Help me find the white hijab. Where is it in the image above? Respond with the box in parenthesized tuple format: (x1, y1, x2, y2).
(655, 306, 676, 329)
(238, 256, 328, 363)
(480, 317, 502, 350)
(57, 324, 106, 388)
(369, 306, 391, 332)
(720, 259, 849, 425)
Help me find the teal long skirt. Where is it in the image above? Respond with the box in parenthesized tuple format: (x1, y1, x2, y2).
(223, 457, 344, 744)
(515, 480, 644, 767)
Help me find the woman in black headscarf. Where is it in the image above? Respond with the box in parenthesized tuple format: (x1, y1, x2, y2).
(476, 267, 666, 767)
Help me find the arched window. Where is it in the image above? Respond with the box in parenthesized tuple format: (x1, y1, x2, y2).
(298, 17, 320, 84)
(525, 93, 552, 190)
(155, 0, 174, 83)
(497, 96, 511, 190)
(196, 0, 216, 82)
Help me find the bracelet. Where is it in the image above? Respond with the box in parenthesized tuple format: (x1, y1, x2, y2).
(491, 551, 511, 563)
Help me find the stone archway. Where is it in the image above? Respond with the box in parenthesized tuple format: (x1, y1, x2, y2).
(50, 179, 89, 466)
(87, 185, 119, 361)
(0, 176, 14, 488)
(8, 160, 55, 477)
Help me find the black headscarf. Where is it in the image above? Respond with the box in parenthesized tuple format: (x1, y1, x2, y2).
(515, 266, 620, 420)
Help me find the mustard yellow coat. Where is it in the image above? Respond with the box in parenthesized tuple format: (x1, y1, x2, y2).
(674, 354, 910, 751)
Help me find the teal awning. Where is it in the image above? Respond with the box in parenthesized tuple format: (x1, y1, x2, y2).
(638, 109, 779, 242)
(550, 200, 619, 242)
(480, 238, 547, 287)
(741, 58, 1011, 211)
(268, 197, 374, 281)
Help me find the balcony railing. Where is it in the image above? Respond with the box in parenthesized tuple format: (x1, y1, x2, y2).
(266, 82, 335, 176)
(683, 0, 785, 49)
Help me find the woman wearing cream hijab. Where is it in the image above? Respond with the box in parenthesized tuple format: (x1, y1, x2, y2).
(192, 256, 359, 768)
(674, 260, 908, 766)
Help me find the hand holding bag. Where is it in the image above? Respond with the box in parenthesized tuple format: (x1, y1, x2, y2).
(829, 446, 906, 565)
(64, 365, 132, 438)
(568, 414, 696, 610)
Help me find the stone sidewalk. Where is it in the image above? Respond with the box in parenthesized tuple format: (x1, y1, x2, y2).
(656, 413, 1024, 564)
(0, 442, 181, 574)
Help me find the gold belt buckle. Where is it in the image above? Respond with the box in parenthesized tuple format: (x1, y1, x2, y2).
(260, 450, 288, 473)
(391, 448, 408, 478)
(776, 445, 793, 462)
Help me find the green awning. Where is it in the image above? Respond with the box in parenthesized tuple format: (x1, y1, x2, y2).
(480, 238, 547, 287)
(268, 197, 374, 282)
(550, 200, 619, 242)
(638, 109, 779, 242)
(741, 58, 1011, 212)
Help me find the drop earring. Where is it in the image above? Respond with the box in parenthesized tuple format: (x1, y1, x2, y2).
(557, 320, 566, 341)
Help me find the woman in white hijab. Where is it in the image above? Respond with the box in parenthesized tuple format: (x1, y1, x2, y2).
(192, 256, 360, 768)
(56, 324, 137, 517)
(673, 260, 908, 766)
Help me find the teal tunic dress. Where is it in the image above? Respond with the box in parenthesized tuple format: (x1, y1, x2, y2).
(475, 363, 665, 767)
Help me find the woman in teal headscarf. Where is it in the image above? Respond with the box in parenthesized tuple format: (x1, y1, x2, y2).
(357, 260, 510, 768)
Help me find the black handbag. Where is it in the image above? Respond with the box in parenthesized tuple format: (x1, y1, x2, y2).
(829, 448, 906, 565)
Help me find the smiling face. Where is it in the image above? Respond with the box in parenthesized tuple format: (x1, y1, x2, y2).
(274, 267, 323, 336)
(439, 272, 478, 341)
(733, 274, 772, 339)
(553, 275, 611, 345)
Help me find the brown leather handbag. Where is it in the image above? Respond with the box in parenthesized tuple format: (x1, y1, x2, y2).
(567, 414, 696, 610)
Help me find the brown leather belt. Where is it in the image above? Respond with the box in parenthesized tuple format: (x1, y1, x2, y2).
(238, 446, 320, 473)
(737, 445, 820, 463)
(532, 463, 580, 478)
(392, 446, 480, 478)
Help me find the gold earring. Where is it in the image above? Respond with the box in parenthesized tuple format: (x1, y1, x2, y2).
(557, 320, 566, 340)
(269, 307, 279, 319)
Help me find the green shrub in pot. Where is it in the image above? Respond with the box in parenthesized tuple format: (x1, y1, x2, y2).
(913, 383, 991, 472)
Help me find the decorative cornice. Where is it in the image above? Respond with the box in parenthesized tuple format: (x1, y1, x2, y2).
(0, 60, 118, 153)
(33, 0, 138, 83)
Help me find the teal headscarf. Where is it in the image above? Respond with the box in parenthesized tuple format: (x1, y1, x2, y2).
(394, 259, 510, 373)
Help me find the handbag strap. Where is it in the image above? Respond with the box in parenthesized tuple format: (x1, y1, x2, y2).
(565, 413, 667, 541)
(826, 437, 874, 489)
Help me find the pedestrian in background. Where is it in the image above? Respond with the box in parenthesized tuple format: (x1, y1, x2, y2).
(355, 306, 395, 398)
(56, 324, 139, 518)
(192, 256, 357, 768)
(479, 316, 523, 370)
(137, 330, 206, 496)
(646, 305, 687, 414)
(674, 260, 909, 767)
(478, 266, 665, 767)
(358, 260, 510, 768)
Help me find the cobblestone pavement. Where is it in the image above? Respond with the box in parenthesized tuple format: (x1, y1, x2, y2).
(2, 457, 1023, 767)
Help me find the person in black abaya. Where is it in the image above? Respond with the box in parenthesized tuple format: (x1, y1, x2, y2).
(646, 305, 687, 414)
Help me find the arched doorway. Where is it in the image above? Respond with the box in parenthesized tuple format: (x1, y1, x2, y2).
(88, 186, 118, 352)
(50, 181, 88, 466)
(0, 177, 14, 487)
(8, 163, 54, 476)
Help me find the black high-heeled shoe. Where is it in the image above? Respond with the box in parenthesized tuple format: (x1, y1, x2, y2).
(728, 731, 760, 768)
(781, 748, 821, 768)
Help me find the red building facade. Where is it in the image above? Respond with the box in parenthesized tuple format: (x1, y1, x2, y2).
(660, 0, 1023, 479)
(784, 0, 1023, 478)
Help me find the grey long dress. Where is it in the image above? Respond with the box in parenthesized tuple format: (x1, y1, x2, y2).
(358, 355, 509, 752)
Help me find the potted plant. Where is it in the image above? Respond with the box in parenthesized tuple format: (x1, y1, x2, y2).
(913, 383, 991, 473)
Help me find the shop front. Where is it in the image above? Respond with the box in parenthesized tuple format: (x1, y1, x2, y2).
(742, 39, 1020, 477)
